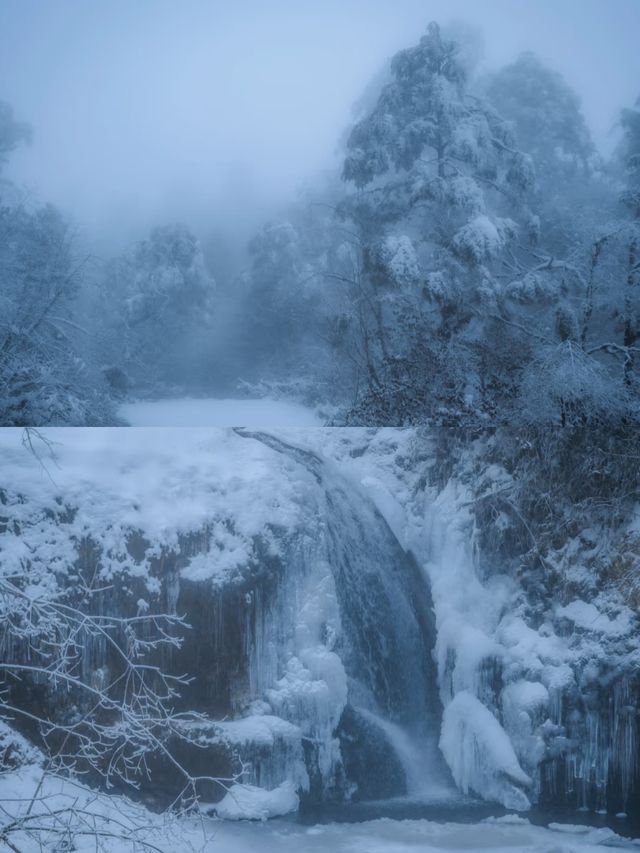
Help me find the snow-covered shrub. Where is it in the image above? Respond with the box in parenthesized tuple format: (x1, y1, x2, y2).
(515, 341, 630, 428)
(0, 720, 43, 771)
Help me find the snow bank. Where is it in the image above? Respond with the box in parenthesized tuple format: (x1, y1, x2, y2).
(119, 397, 323, 427)
(0, 765, 631, 852)
(556, 600, 634, 637)
(0, 720, 43, 769)
(214, 714, 302, 748)
(214, 781, 299, 820)
(0, 765, 197, 853)
(0, 427, 320, 591)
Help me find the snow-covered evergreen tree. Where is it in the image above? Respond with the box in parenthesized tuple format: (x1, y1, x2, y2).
(99, 224, 216, 391)
(620, 95, 640, 219)
(486, 53, 609, 255)
(487, 53, 595, 179)
(343, 22, 533, 254)
(238, 188, 355, 403)
(339, 22, 535, 424)
(617, 95, 640, 387)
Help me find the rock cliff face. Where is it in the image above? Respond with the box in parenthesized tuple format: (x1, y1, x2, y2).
(161, 434, 445, 806)
(538, 669, 639, 818)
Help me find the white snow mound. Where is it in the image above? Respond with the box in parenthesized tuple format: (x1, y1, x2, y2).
(214, 781, 299, 820)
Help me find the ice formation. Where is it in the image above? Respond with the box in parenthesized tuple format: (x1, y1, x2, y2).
(440, 690, 531, 810)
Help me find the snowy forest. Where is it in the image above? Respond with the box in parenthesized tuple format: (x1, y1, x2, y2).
(1, 3, 640, 852)
(0, 24, 638, 430)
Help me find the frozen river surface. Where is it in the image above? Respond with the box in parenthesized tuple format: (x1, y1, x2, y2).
(201, 814, 637, 853)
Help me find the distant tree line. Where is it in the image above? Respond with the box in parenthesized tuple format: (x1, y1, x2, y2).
(0, 104, 216, 424)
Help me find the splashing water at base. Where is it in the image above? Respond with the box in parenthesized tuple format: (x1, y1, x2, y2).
(356, 708, 452, 801)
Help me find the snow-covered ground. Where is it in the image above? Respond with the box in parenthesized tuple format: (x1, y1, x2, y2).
(1, 765, 638, 853)
(0, 426, 326, 593)
(210, 815, 639, 852)
(118, 397, 323, 426)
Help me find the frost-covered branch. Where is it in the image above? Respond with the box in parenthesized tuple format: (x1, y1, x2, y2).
(0, 557, 235, 849)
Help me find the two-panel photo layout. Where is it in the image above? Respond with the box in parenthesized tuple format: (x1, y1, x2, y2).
(0, 2, 639, 850)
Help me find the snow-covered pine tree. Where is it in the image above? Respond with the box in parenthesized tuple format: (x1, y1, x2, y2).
(99, 224, 216, 392)
(620, 96, 640, 220)
(339, 22, 535, 424)
(238, 193, 355, 403)
(487, 53, 595, 180)
(486, 52, 605, 254)
(619, 95, 640, 386)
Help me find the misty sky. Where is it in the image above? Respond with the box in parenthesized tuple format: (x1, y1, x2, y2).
(1, 0, 639, 253)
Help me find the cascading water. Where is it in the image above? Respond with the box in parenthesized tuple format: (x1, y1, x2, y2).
(2, 426, 452, 814)
(354, 708, 446, 799)
(208, 430, 451, 806)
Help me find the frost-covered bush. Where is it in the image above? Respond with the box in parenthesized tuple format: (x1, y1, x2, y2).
(515, 341, 631, 428)
(439, 422, 640, 619)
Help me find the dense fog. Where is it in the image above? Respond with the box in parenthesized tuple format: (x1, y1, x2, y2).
(2, 1, 639, 250)
(0, 0, 639, 422)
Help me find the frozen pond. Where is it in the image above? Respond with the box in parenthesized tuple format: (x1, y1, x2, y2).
(2, 765, 638, 853)
(119, 397, 323, 427)
(202, 814, 637, 853)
